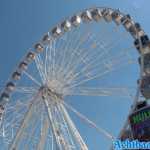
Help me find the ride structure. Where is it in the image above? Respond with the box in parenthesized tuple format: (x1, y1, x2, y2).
(0, 6, 150, 150)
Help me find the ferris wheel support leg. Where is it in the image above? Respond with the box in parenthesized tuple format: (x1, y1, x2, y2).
(60, 103, 88, 150)
(9, 98, 36, 150)
(43, 99, 64, 150)
(37, 117, 49, 150)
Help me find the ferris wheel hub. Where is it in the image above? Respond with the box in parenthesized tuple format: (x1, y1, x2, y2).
(39, 84, 63, 101)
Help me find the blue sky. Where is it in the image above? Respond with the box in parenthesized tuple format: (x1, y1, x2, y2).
(0, 0, 150, 85)
(0, 0, 150, 150)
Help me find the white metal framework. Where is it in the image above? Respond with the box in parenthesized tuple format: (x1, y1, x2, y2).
(0, 6, 148, 150)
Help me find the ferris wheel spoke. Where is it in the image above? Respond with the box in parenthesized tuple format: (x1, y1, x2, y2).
(62, 30, 109, 78)
(51, 40, 57, 79)
(62, 22, 129, 81)
(4, 115, 23, 132)
(4, 106, 27, 127)
(59, 30, 94, 78)
(82, 46, 134, 72)
(46, 40, 55, 80)
(46, 40, 56, 81)
(72, 29, 132, 68)
(62, 32, 93, 76)
(60, 22, 99, 77)
(63, 36, 133, 85)
(64, 46, 135, 85)
(66, 57, 136, 89)
(63, 101, 114, 141)
(65, 87, 135, 97)
(74, 53, 134, 82)
(23, 71, 42, 86)
(1, 95, 34, 131)
(44, 46, 49, 81)
(58, 27, 88, 75)
(57, 29, 78, 75)
(56, 47, 88, 82)
(35, 55, 47, 83)
(4, 99, 30, 112)
(46, 40, 56, 80)
(55, 31, 80, 77)
(15, 86, 38, 94)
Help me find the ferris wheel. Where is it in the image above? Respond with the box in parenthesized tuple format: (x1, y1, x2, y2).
(0, 6, 150, 150)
